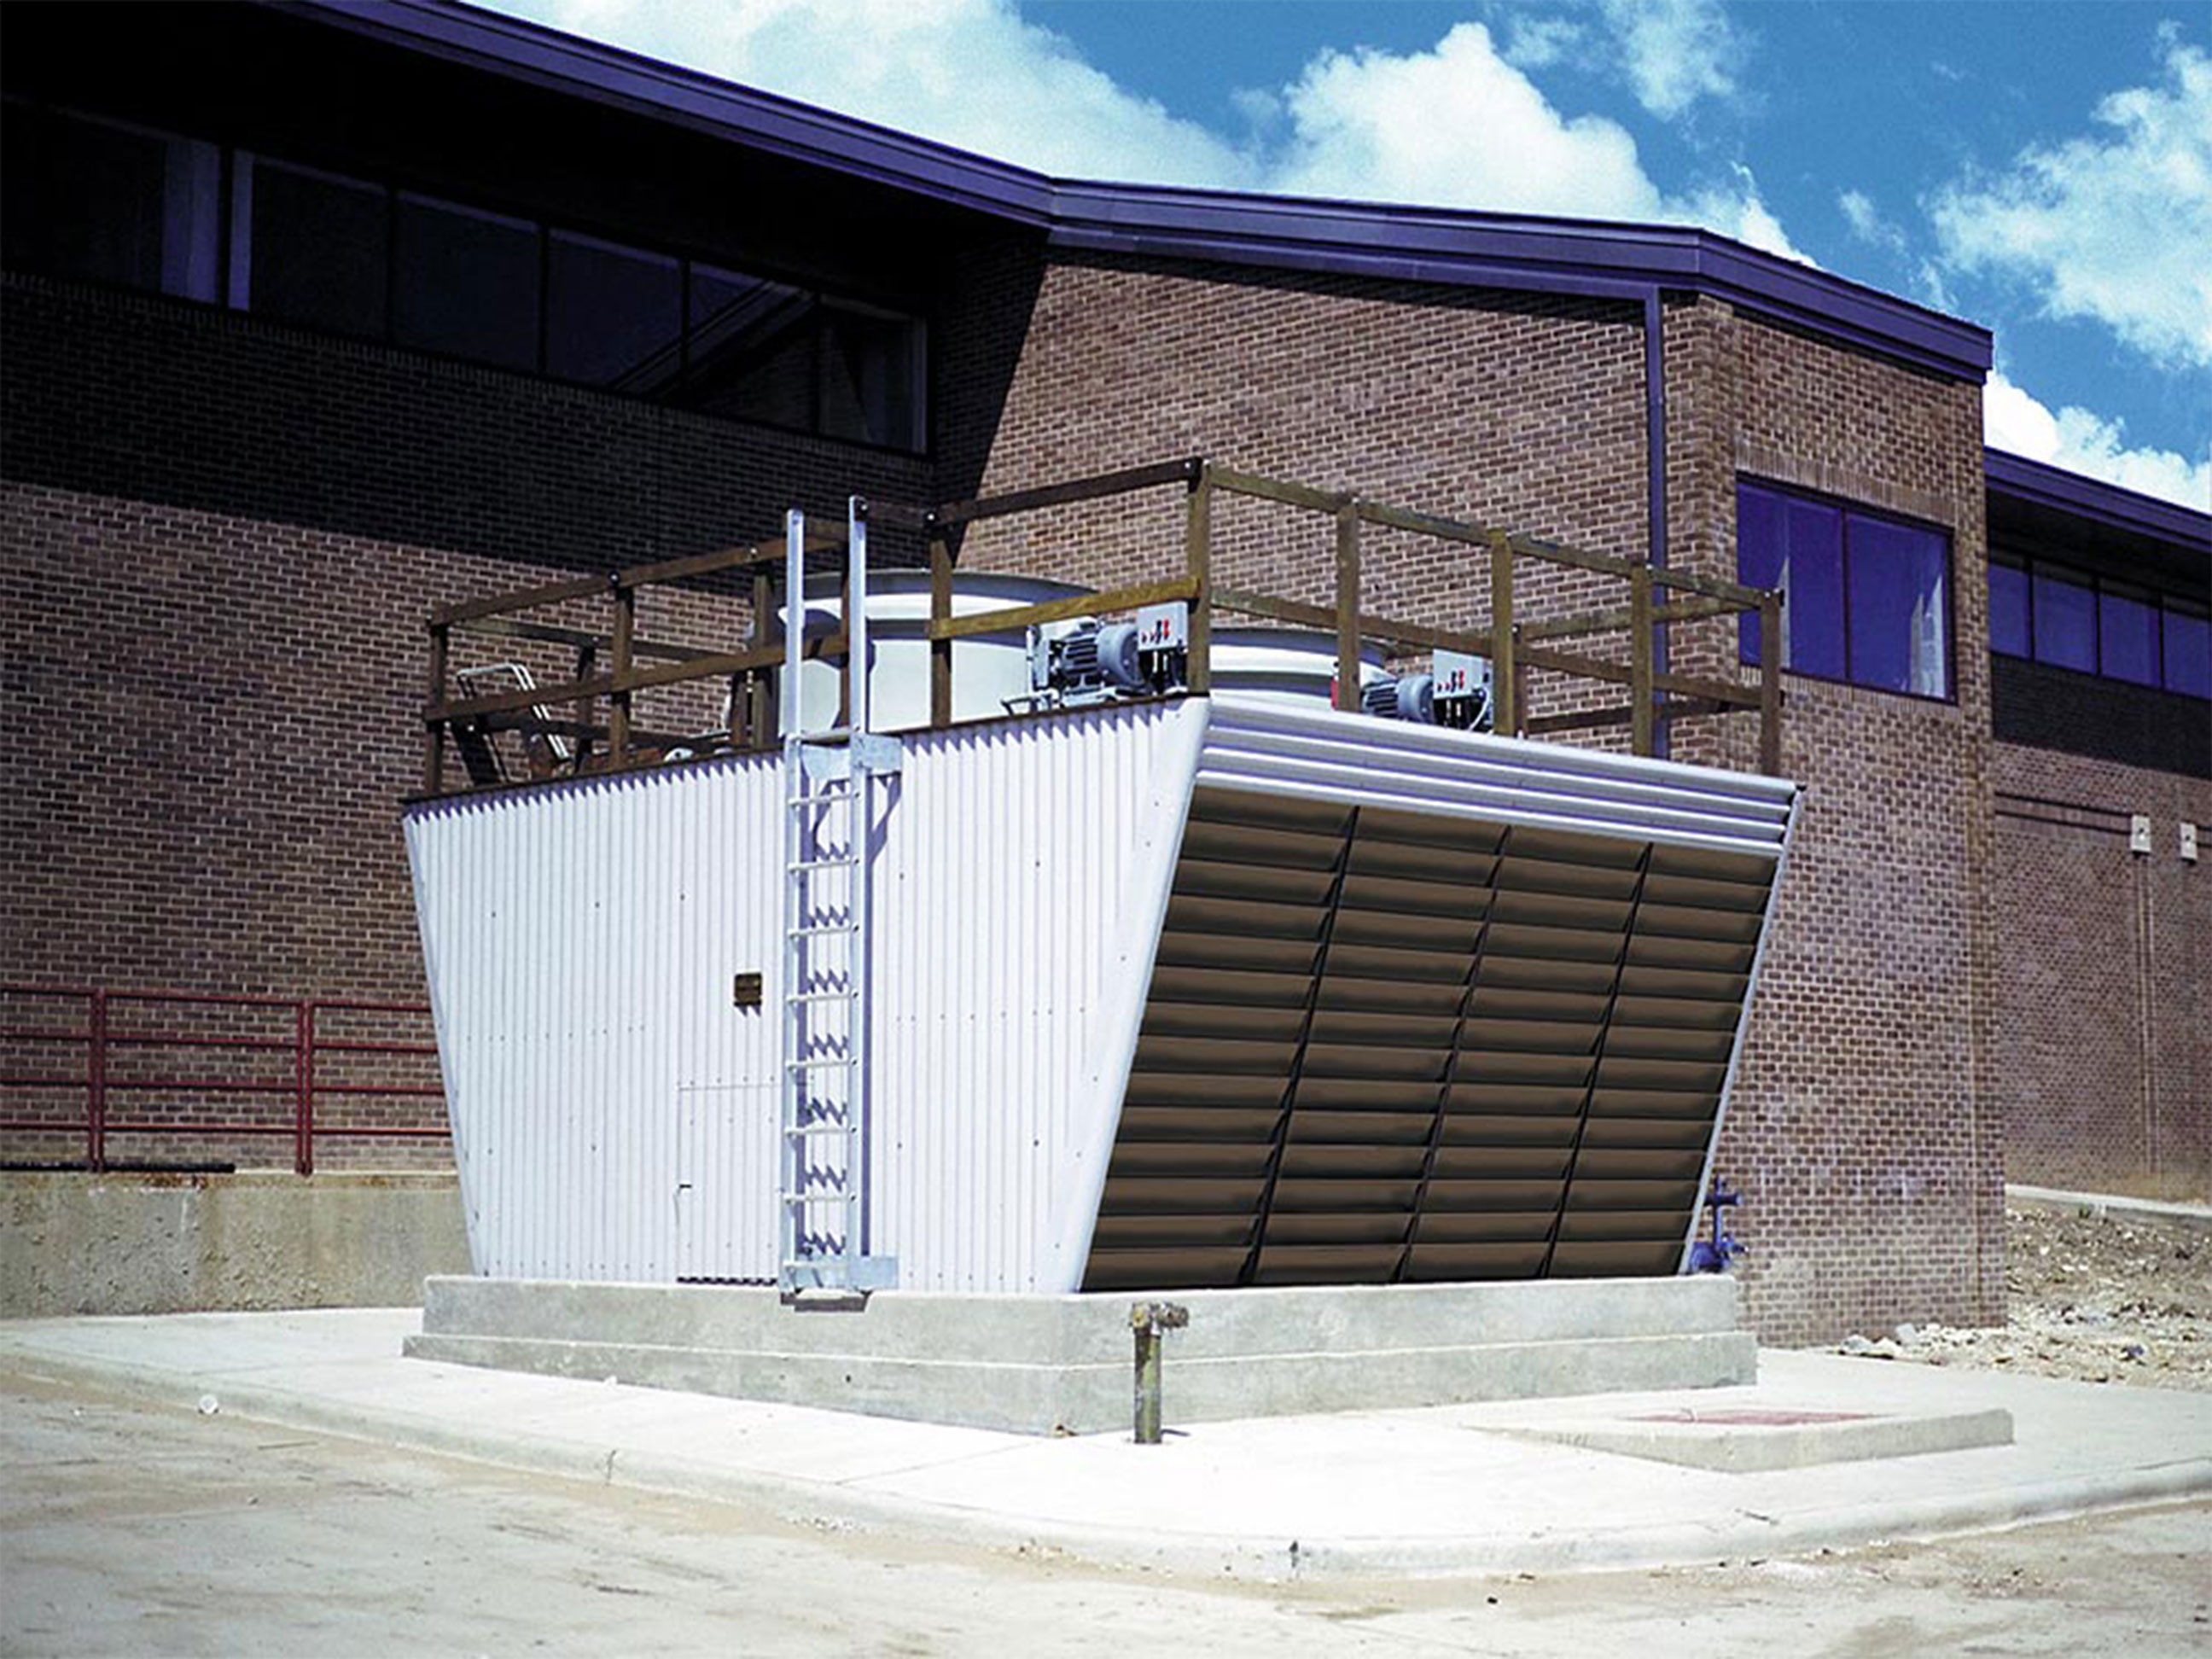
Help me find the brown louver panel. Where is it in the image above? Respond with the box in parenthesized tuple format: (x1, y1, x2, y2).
(1080, 788, 1774, 1292)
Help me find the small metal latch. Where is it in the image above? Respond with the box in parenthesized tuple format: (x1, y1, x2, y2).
(1130, 1300, 1190, 1445)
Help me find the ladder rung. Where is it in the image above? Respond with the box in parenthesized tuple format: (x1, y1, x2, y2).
(790, 857, 857, 872)
(783, 1122, 853, 1137)
(788, 924, 856, 937)
(789, 793, 855, 809)
(787, 1057, 852, 1071)
(786, 990, 853, 1004)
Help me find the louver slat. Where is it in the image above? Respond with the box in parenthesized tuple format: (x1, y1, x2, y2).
(1084, 783, 1783, 1293)
(1083, 789, 1355, 1291)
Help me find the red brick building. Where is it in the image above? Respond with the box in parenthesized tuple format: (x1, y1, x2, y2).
(4, 3, 2204, 1342)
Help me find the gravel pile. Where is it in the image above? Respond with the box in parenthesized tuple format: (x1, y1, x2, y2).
(1833, 1202, 2209, 1392)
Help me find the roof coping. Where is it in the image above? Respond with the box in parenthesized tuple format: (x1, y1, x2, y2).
(296, 0, 1993, 380)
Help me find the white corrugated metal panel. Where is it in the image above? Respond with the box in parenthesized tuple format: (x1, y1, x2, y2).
(1198, 695, 1796, 858)
(868, 700, 1207, 1291)
(406, 754, 786, 1284)
(405, 699, 1206, 1293)
(405, 692, 1790, 1295)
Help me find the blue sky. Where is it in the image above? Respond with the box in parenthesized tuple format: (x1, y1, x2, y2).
(496, 0, 2209, 509)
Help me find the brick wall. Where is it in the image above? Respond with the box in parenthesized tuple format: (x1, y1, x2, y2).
(1988, 742, 2211, 1196)
(22, 247, 2189, 1318)
(941, 247, 1649, 680)
(1662, 299, 2005, 1342)
(1, 275, 930, 1167)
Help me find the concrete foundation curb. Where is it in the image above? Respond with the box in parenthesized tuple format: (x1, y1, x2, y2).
(6, 1331, 2208, 1580)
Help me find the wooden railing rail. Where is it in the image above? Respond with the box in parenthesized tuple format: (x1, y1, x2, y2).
(416, 456, 1786, 795)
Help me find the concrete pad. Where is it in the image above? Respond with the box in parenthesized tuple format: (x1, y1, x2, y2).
(1480, 1403, 2014, 1471)
(1, 1311, 2206, 1580)
(408, 1274, 1755, 1433)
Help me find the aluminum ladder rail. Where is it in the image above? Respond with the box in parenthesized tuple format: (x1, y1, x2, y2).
(777, 497, 899, 1300)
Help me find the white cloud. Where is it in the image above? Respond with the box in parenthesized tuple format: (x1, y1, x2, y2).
(1687, 168, 1804, 260)
(1266, 23, 1667, 221)
(1598, 0, 1742, 119)
(508, 0, 1255, 184)
(1930, 40, 2212, 369)
(1499, 13, 1585, 73)
(500, 3, 1796, 253)
(1838, 188, 1893, 247)
(1986, 372, 2212, 509)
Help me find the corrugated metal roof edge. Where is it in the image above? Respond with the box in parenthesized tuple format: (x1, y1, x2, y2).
(289, 0, 1992, 381)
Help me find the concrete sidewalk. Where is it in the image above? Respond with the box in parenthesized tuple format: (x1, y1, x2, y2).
(2, 1308, 2207, 1580)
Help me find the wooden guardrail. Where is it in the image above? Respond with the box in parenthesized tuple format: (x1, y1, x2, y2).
(416, 456, 1784, 795)
(916, 457, 1784, 772)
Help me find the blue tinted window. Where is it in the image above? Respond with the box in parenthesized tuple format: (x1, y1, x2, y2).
(2032, 570, 2098, 672)
(2098, 589, 2161, 687)
(2, 104, 218, 300)
(1737, 482, 1844, 679)
(1989, 563, 2030, 656)
(238, 157, 387, 338)
(819, 302, 924, 450)
(393, 194, 540, 373)
(546, 231, 680, 390)
(2165, 604, 2211, 699)
(684, 265, 816, 428)
(1736, 483, 1782, 664)
(1849, 516, 1950, 696)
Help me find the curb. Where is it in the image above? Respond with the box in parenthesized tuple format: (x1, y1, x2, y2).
(5, 1345, 2209, 1580)
(2005, 1185, 2212, 1231)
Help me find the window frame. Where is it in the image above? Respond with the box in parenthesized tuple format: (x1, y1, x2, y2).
(227, 151, 396, 340)
(2, 96, 934, 457)
(3, 96, 222, 305)
(1735, 475, 1959, 705)
(1988, 544, 2209, 701)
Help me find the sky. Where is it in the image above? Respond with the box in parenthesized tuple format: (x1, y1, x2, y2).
(489, 0, 2210, 510)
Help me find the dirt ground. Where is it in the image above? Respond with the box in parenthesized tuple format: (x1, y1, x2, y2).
(4, 1372, 2209, 1658)
(1835, 1202, 2210, 1391)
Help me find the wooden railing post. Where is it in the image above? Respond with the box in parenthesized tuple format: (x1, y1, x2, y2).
(1487, 530, 1516, 736)
(86, 990, 107, 1173)
(928, 522, 953, 728)
(751, 568, 777, 748)
(1629, 563, 1655, 758)
(571, 642, 597, 771)
(1335, 500, 1361, 711)
(422, 623, 449, 795)
(1185, 462, 1213, 695)
(608, 580, 635, 765)
(1760, 591, 1784, 775)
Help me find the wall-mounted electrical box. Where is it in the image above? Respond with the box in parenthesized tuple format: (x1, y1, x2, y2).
(2129, 814, 2152, 856)
(2184, 822, 2200, 864)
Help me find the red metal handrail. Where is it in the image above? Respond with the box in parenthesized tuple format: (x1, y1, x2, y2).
(0, 986, 447, 1174)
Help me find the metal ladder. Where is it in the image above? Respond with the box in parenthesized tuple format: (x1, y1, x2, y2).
(778, 497, 899, 1300)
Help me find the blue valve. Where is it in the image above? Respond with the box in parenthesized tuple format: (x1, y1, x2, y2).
(1687, 1177, 1747, 1273)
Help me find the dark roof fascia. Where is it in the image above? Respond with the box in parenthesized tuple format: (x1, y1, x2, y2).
(1986, 448, 2211, 556)
(292, 1, 1989, 376)
(291, 0, 1057, 225)
(1047, 184, 1989, 376)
